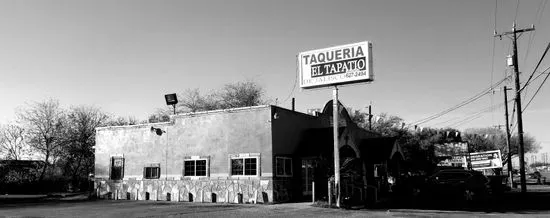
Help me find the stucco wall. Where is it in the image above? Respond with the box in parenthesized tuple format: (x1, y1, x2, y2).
(271, 107, 320, 155)
(94, 106, 275, 202)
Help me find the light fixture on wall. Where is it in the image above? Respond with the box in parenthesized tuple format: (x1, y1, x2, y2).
(151, 126, 166, 136)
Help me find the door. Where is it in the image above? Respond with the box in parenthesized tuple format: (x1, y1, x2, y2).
(301, 159, 315, 195)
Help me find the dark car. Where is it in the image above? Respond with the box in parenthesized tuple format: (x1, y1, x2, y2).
(421, 169, 490, 203)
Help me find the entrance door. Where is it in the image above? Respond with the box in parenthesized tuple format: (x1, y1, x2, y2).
(301, 159, 315, 195)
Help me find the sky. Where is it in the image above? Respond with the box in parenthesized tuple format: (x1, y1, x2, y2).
(1, 0, 549, 156)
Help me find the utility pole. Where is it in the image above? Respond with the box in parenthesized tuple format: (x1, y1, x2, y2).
(495, 23, 535, 194)
(503, 86, 513, 188)
(332, 86, 341, 208)
(368, 105, 373, 130)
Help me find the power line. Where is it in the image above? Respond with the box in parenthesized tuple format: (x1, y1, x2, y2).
(521, 42, 550, 92)
(490, 0, 498, 126)
(281, 56, 299, 105)
(447, 101, 509, 128)
(447, 104, 504, 128)
(430, 116, 463, 127)
(410, 76, 510, 126)
(514, 0, 520, 24)
(523, 66, 550, 111)
(522, 0, 547, 63)
(521, 0, 547, 97)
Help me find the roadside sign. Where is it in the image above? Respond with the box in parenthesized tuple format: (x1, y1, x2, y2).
(298, 41, 373, 89)
(469, 150, 503, 170)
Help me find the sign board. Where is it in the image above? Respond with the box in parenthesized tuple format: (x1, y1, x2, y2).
(434, 142, 468, 157)
(438, 155, 467, 167)
(298, 41, 373, 89)
(469, 150, 503, 170)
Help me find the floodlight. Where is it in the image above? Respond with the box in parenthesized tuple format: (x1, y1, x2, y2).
(165, 93, 178, 105)
(165, 93, 178, 115)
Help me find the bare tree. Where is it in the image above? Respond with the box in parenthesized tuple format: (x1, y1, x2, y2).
(0, 124, 29, 160)
(17, 99, 65, 182)
(146, 81, 268, 123)
(463, 127, 540, 164)
(107, 116, 139, 126)
(179, 88, 204, 112)
(61, 106, 110, 185)
(179, 88, 221, 112)
(219, 81, 266, 108)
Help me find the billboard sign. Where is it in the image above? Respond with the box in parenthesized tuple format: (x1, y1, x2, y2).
(298, 41, 373, 89)
(434, 142, 468, 157)
(469, 150, 503, 170)
(438, 155, 467, 167)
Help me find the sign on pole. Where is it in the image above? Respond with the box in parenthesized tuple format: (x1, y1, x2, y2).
(469, 150, 503, 170)
(298, 41, 373, 89)
(297, 41, 373, 208)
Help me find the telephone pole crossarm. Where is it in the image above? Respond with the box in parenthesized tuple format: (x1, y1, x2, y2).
(494, 25, 535, 39)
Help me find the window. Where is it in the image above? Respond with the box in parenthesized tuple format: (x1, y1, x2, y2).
(231, 157, 258, 176)
(110, 156, 124, 180)
(184, 157, 208, 177)
(276, 157, 293, 177)
(144, 163, 160, 179)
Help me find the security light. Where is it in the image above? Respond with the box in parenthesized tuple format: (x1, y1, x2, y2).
(151, 127, 165, 136)
(165, 93, 178, 115)
(165, 93, 178, 105)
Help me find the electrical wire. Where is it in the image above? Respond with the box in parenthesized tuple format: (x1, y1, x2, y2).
(490, 0, 498, 126)
(410, 75, 511, 126)
(281, 56, 299, 105)
(514, 0, 520, 24)
(446, 101, 510, 129)
(521, 0, 547, 97)
(521, 43, 550, 92)
(509, 67, 549, 135)
(523, 66, 550, 111)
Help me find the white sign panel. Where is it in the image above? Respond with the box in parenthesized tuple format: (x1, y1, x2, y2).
(298, 41, 373, 89)
(438, 156, 467, 167)
(469, 150, 503, 170)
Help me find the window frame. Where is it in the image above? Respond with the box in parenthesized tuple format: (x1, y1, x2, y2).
(229, 153, 260, 177)
(275, 156, 293, 177)
(183, 156, 210, 178)
(143, 163, 161, 179)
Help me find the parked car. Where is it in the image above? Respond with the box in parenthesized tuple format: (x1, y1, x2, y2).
(420, 169, 490, 203)
(513, 172, 546, 185)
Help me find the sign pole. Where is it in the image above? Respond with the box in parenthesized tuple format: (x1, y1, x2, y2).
(333, 86, 341, 208)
